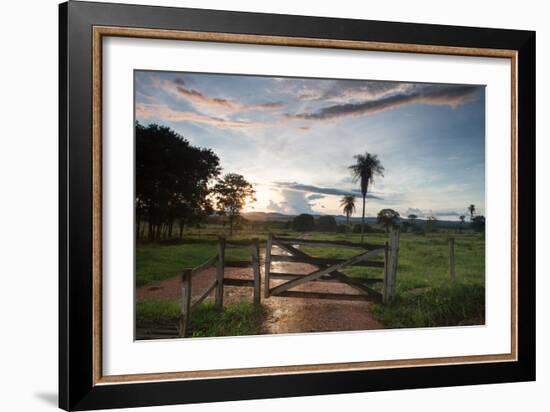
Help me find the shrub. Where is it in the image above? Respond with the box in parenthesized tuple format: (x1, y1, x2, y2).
(316, 215, 337, 232)
(293, 214, 315, 231)
(352, 223, 383, 234)
(336, 224, 349, 233)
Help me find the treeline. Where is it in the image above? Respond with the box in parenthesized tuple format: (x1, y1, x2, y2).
(136, 123, 220, 241)
(285, 211, 485, 234)
(287, 214, 385, 234)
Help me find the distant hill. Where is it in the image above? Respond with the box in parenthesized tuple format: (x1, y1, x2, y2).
(242, 211, 462, 229)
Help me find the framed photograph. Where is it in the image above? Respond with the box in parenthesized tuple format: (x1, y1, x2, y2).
(59, 1, 535, 410)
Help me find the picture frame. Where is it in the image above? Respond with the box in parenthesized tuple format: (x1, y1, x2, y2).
(59, 1, 535, 410)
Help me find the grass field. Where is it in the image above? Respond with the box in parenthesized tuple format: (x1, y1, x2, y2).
(137, 300, 264, 338)
(136, 225, 485, 334)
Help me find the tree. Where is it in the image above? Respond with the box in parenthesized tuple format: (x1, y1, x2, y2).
(293, 214, 315, 232)
(426, 215, 438, 233)
(349, 153, 385, 241)
(458, 215, 466, 234)
(377, 208, 400, 232)
(339, 195, 356, 225)
(135, 122, 220, 241)
(317, 215, 337, 232)
(471, 215, 486, 233)
(407, 214, 418, 231)
(212, 173, 256, 236)
(468, 204, 476, 220)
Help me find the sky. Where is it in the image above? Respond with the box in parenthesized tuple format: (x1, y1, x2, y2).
(135, 70, 486, 221)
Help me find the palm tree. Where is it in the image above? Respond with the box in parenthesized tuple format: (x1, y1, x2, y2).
(340, 195, 356, 225)
(349, 153, 385, 241)
(468, 204, 476, 220)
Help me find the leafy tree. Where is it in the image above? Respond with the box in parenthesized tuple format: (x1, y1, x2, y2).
(377, 208, 400, 232)
(458, 215, 466, 234)
(426, 215, 438, 233)
(135, 122, 220, 241)
(339, 195, 356, 225)
(212, 173, 256, 236)
(471, 215, 486, 233)
(407, 214, 418, 232)
(349, 153, 384, 241)
(317, 215, 337, 232)
(468, 204, 476, 220)
(293, 214, 315, 232)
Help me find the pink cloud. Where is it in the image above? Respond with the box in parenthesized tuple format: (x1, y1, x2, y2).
(135, 103, 270, 129)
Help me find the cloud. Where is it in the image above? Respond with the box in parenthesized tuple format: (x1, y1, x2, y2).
(267, 190, 314, 214)
(299, 80, 411, 103)
(152, 77, 285, 113)
(405, 208, 425, 217)
(404, 208, 462, 219)
(274, 181, 382, 199)
(288, 84, 480, 121)
(135, 103, 268, 129)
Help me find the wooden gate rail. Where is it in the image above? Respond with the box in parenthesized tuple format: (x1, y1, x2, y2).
(264, 230, 399, 304)
(179, 237, 261, 337)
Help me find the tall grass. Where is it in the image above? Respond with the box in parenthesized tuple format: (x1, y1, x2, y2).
(136, 300, 264, 338)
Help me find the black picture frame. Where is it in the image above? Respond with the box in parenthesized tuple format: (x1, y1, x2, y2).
(59, 1, 536, 410)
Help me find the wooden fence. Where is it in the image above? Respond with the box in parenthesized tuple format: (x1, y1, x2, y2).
(178, 237, 261, 337)
(264, 229, 400, 304)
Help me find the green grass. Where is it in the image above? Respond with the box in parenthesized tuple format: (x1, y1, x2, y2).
(136, 299, 180, 323)
(136, 299, 264, 337)
(189, 302, 264, 337)
(372, 283, 485, 328)
(136, 240, 251, 286)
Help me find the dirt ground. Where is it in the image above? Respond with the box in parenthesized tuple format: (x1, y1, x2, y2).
(136, 245, 383, 334)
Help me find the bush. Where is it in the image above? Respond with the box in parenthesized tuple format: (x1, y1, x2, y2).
(293, 214, 315, 232)
(471, 215, 486, 233)
(352, 223, 383, 234)
(336, 224, 349, 233)
(316, 215, 337, 232)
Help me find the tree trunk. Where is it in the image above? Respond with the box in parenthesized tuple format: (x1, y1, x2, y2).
(360, 193, 366, 242)
(148, 210, 154, 241)
(179, 220, 184, 238)
(136, 212, 141, 241)
(229, 215, 233, 237)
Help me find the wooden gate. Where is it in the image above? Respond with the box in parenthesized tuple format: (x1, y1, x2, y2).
(264, 230, 400, 304)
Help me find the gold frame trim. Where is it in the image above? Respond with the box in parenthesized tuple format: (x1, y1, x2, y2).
(92, 26, 518, 386)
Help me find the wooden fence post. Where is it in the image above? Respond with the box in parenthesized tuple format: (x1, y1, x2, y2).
(383, 241, 390, 304)
(215, 237, 225, 308)
(448, 237, 456, 283)
(264, 233, 273, 298)
(383, 229, 400, 303)
(179, 269, 192, 337)
(390, 228, 400, 298)
(251, 238, 261, 305)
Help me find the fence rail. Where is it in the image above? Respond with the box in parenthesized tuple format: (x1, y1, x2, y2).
(265, 230, 399, 304)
